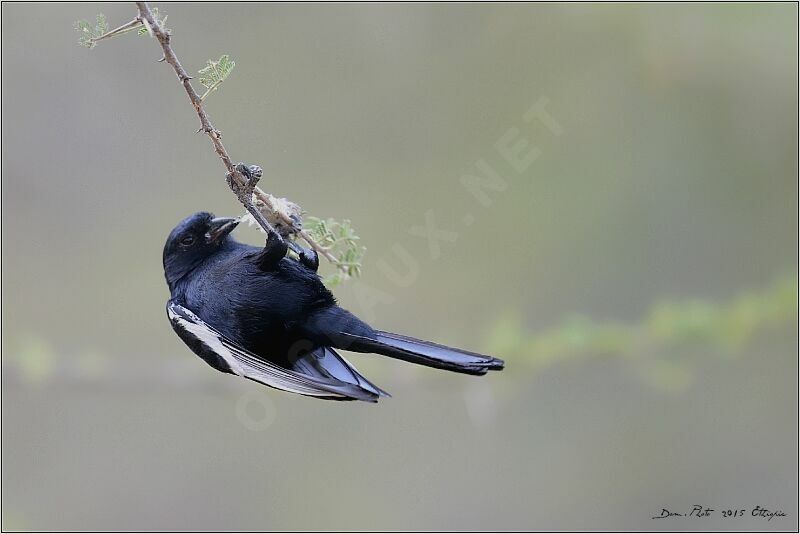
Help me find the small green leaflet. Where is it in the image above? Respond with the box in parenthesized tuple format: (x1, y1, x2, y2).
(75, 8, 168, 48)
(198, 55, 236, 100)
(74, 14, 108, 49)
(303, 217, 366, 286)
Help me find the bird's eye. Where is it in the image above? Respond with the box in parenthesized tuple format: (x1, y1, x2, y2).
(180, 235, 196, 247)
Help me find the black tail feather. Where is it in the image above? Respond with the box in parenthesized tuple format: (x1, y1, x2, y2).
(338, 331, 504, 375)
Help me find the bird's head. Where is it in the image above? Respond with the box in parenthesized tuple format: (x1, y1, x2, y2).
(163, 211, 240, 290)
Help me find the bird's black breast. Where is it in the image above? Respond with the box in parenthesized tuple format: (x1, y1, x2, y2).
(174, 241, 336, 365)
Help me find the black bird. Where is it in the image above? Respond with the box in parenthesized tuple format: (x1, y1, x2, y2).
(164, 211, 504, 402)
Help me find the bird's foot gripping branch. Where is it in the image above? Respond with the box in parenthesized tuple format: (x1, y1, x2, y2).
(75, 2, 363, 286)
(227, 163, 319, 272)
(225, 163, 293, 248)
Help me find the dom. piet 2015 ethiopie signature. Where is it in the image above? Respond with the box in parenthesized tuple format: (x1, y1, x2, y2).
(652, 505, 787, 521)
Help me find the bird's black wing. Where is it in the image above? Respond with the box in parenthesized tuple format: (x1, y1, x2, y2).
(166, 300, 379, 402)
(291, 346, 391, 398)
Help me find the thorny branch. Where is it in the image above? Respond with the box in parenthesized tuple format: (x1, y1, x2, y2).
(133, 2, 344, 265)
(90, 17, 142, 45)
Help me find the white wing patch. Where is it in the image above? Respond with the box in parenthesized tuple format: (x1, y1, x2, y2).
(168, 308, 246, 376)
(167, 301, 372, 400)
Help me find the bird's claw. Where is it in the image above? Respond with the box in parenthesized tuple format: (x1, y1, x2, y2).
(228, 162, 316, 273)
(299, 248, 319, 272)
(242, 164, 263, 180)
(228, 162, 263, 201)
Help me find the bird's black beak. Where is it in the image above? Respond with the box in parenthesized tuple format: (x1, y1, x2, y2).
(206, 217, 240, 243)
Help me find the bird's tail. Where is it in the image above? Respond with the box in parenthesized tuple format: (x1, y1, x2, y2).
(338, 330, 504, 375)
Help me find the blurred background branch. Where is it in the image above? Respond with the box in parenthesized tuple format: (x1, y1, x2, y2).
(486, 274, 797, 392)
(4, 274, 794, 392)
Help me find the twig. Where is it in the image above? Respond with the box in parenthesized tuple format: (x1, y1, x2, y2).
(91, 17, 142, 45)
(135, 1, 324, 259)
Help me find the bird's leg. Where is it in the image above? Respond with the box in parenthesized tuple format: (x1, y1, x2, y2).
(255, 230, 289, 270)
(227, 162, 318, 272)
(298, 248, 319, 272)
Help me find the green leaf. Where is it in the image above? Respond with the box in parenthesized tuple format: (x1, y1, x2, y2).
(198, 55, 236, 99)
(74, 13, 108, 49)
(304, 216, 366, 286)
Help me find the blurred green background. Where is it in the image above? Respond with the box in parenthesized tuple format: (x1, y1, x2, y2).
(2, 2, 797, 531)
